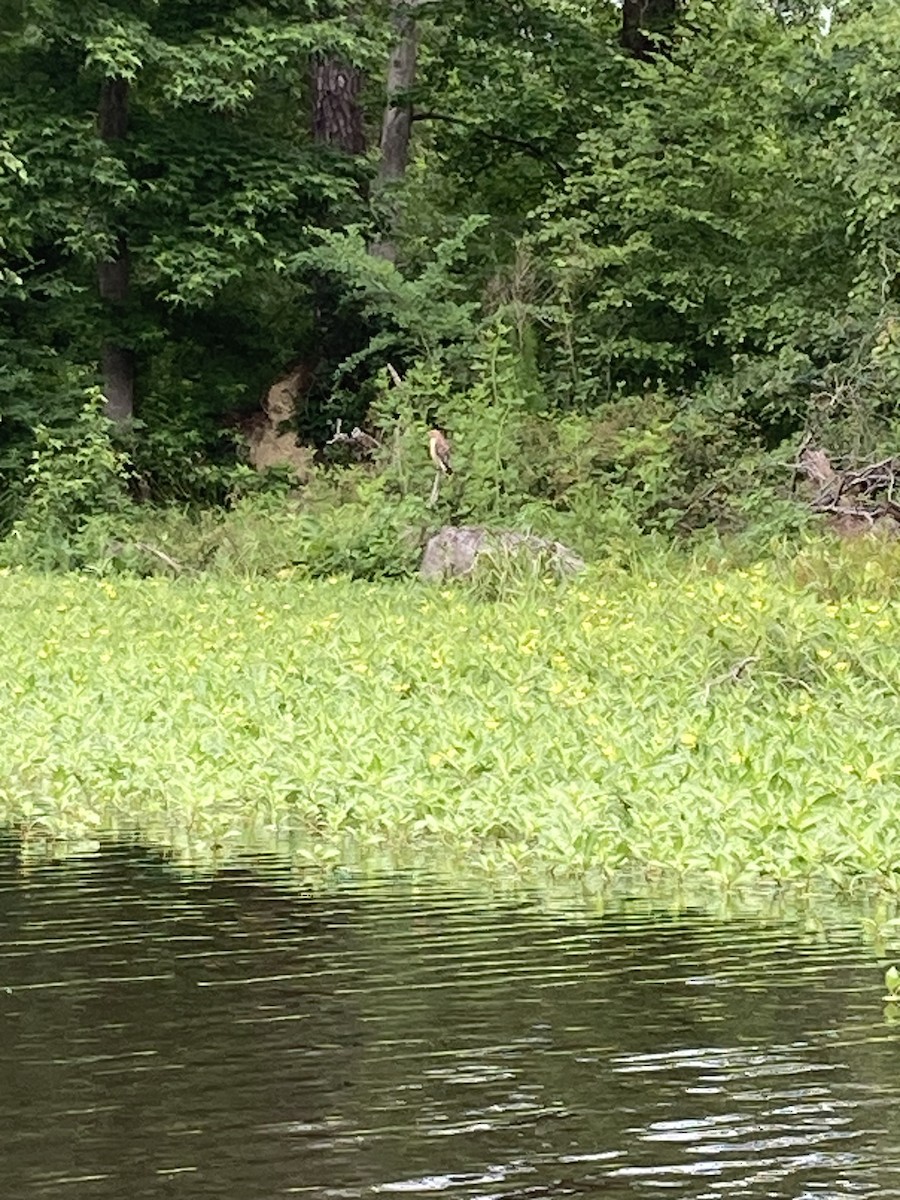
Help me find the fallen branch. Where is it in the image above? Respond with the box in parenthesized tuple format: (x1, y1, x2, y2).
(793, 444, 900, 530)
(325, 419, 380, 457)
(701, 653, 759, 704)
(133, 542, 185, 573)
(809, 503, 876, 524)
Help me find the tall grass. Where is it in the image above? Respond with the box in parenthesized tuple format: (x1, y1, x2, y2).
(3, 540, 900, 889)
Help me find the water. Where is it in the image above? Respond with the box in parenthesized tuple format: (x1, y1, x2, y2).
(2, 842, 900, 1198)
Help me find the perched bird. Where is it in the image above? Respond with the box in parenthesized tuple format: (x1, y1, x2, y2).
(428, 428, 453, 476)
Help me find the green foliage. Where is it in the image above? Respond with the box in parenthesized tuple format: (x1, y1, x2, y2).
(298, 217, 487, 397)
(359, 328, 802, 558)
(4, 545, 900, 888)
(2, 393, 133, 569)
(0, 0, 380, 512)
(280, 487, 427, 579)
(464, 544, 572, 604)
(5, 0, 900, 565)
(367, 321, 545, 527)
(64, 484, 429, 580)
(531, 0, 853, 406)
(399, 0, 618, 262)
(828, 4, 900, 310)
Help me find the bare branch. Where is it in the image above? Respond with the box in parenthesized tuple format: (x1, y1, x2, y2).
(133, 542, 185, 573)
(411, 111, 566, 179)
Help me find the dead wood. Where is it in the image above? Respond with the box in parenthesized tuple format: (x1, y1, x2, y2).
(701, 653, 759, 704)
(133, 542, 185, 573)
(324, 419, 381, 459)
(792, 444, 900, 535)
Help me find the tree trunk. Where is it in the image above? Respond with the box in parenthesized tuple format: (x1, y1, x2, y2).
(310, 55, 366, 154)
(371, 0, 419, 262)
(378, 2, 418, 187)
(621, 0, 681, 60)
(97, 77, 134, 423)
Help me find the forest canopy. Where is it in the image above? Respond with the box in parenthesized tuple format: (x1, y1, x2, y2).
(2, 0, 900, 566)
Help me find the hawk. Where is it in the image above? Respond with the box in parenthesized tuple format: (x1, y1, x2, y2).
(428, 428, 453, 476)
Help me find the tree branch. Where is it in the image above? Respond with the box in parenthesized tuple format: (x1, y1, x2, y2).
(412, 111, 566, 179)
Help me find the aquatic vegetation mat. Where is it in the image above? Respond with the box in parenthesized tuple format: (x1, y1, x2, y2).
(2, 551, 900, 889)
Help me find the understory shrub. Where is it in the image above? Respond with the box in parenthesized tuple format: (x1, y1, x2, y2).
(1, 393, 134, 570)
(0, 323, 845, 579)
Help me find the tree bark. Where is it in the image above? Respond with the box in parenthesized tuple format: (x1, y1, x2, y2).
(621, 0, 681, 60)
(310, 55, 366, 154)
(377, 2, 417, 187)
(371, 0, 419, 262)
(97, 77, 134, 423)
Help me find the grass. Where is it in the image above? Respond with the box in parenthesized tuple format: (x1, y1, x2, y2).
(3, 538, 900, 891)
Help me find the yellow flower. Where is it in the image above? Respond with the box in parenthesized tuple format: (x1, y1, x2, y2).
(680, 731, 698, 749)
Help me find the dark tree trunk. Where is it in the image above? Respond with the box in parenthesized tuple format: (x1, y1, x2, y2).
(371, 0, 419, 262)
(311, 55, 366, 153)
(306, 52, 367, 401)
(97, 77, 134, 423)
(621, 0, 681, 60)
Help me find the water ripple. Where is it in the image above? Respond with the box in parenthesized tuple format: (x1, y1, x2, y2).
(1, 842, 899, 1198)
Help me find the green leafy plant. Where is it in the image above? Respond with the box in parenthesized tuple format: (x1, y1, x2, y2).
(1, 539, 900, 890)
(464, 538, 576, 603)
(3, 392, 134, 570)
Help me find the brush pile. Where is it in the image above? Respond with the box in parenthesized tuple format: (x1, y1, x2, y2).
(795, 442, 900, 533)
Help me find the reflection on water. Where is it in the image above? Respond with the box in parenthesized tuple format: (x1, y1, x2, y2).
(1, 840, 900, 1198)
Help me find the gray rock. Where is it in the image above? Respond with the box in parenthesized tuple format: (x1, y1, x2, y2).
(419, 525, 585, 582)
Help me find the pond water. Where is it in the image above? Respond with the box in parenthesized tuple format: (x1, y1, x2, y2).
(2, 842, 900, 1199)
